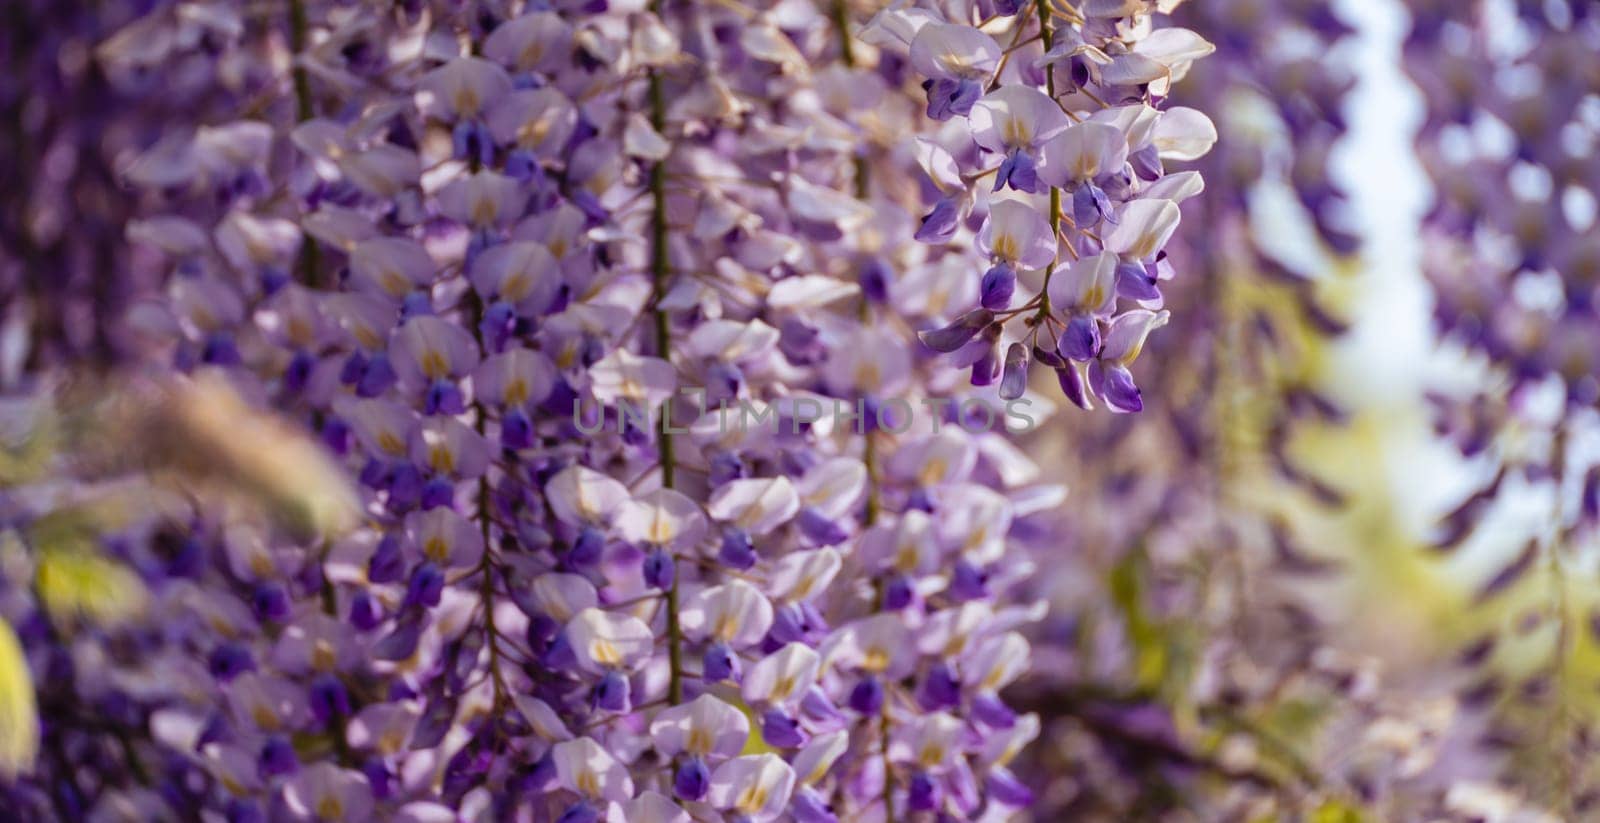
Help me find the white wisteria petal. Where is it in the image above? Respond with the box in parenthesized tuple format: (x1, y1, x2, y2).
(908, 23, 1001, 79)
(649, 694, 750, 760)
(1100, 309, 1170, 364)
(1131, 27, 1215, 80)
(707, 754, 796, 823)
(1039, 122, 1129, 186)
(1104, 199, 1181, 261)
(969, 86, 1072, 153)
(1142, 169, 1206, 202)
(768, 275, 861, 311)
(707, 477, 802, 535)
(681, 579, 774, 648)
(978, 200, 1056, 270)
(686, 319, 781, 363)
(588, 348, 678, 409)
(544, 465, 630, 527)
(1047, 251, 1118, 315)
(564, 608, 654, 675)
(616, 489, 708, 550)
(551, 737, 634, 803)
(1152, 106, 1218, 161)
(623, 113, 671, 161)
(767, 547, 843, 602)
(742, 643, 821, 706)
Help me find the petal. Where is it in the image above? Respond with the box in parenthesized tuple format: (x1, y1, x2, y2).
(650, 694, 750, 760)
(767, 548, 843, 602)
(470, 241, 560, 312)
(481, 12, 573, 73)
(616, 489, 709, 550)
(1091, 361, 1143, 413)
(1131, 28, 1216, 79)
(339, 145, 421, 198)
(616, 792, 690, 823)
(624, 113, 671, 161)
(437, 171, 524, 229)
(687, 319, 781, 363)
(349, 237, 437, 299)
(1046, 251, 1117, 314)
(861, 6, 942, 52)
(919, 308, 994, 352)
(486, 88, 578, 157)
(552, 737, 634, 802)
(969, 86, 1071, 154)
(742, 643, 821, 706)
(1100, 52, 1167, 87)
(1152, 107, 1217, 161)
(544, 466, 630, 526)
(1038, 122, 1128, 186)
(1099, 309, 1170, 364)
(1104, 199, 1181, 261)
(707, 477, 801, 536)
(767, 275, 861, 311)
(908, 23, 1001, 80)
(1141, 170, 1205, 202)
(473, 348, 556, 408)
(564, 608, 654, 674)
(588, 348, 678, 409)
(417, 57, 512, 120)
(389, 315, 480, 385)
(796, 457, 868, 520)
(404, 508, 484, 568)
(682, 580, 775, 649)
(963, 632, 1030, 692)
(1057, 363, 1091, 410)
(978, 200, 1055, 270)
(914, 137, 965, 191)
(516, 572, 599, 622)
(1057, 315, 1101, 362)
(999, 343, 1029, 400)
(1089, 104, 1161, 151)
(708, 754, 796, 822)
(792, 731, 850, 786)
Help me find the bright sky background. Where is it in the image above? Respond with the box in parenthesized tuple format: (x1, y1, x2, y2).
(1325, 0, 1552, 584)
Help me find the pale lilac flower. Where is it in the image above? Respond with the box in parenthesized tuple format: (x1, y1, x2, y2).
(553, 737, 636, 806)
(283, 763, 376, 821)
(909, 24, 1002, 120)
(708, 754, 798, 823)
(970, 87, 1072, 193)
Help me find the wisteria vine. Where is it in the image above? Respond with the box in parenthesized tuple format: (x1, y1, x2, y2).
(0, 0, 1223, 820)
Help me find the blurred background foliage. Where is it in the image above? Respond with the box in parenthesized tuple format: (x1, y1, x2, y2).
(0, 374, 361, 779)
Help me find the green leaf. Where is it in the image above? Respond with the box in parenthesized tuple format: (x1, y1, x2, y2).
(0, 394, 58, 488)
(1310, 801, 1366, 823)
(36, 547, 147, 627)
(725, 692, 777, 756)
(1109, 549, 1166, 692)
(0, 618, 38, 780)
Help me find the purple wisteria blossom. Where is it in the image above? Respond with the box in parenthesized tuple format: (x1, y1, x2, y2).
(6, 0, 1214, 818)
(877, 0, 1218, 411)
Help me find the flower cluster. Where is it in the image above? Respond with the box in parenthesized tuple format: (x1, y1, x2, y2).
(876, 0, 1219, 414)
(1407, 0, 1600, 409)
(0, 0, 1222, 820)
(974, 3, 1479, 819)
(1403, 1, 1600, 815)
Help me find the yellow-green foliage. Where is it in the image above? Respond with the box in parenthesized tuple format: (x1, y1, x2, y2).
(0, 618, 38, 780)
